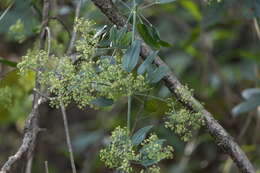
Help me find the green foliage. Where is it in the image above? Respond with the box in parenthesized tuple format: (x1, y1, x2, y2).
(0, 86, 12, 109)
(17, 18, 149, 108)
(122, 39, 141, 72)
(131, 125, 153, 146)
(137, 23, 172, 50)
(0, 70, 34, 125)
(139, 134, 173, 166)
(100, 126, 137, 173)
(164, 100, 204, 141)
(100, 126, 173, 173)
(232, 88, 260, 116)
(0, 57, 17, 67)
(8, 19, 26, 43)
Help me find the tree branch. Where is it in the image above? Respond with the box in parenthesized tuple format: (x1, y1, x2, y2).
(60, 103, 77, 173)
(66, 0, 83, 55)
(90, 0, 255, 172)
(0, 0, 50, 172)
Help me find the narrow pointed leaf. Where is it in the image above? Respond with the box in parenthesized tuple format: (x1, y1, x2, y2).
(131, 125, 153, 146)
(232, 96, 260, 116)
(242, 88, 260, 100)
(137, 23, 160, 49)
(137, 51, 158, 75)
(148, 66, 169, 83)
(109, 25, 117, 46)
(122, 40, 141, 72)
(0, 57, 17, 67)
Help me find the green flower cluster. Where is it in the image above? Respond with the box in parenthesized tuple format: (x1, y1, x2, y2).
(140, 165, 160, 173)
(100, 127, 137, 173)
(175, 85, 194, 104)
(139, 134, 173, 165)
(17, 18, 149, 108)
(8, 19, 26, 43)
(100, 127, 173, 173)
(164, 101, 204, 141)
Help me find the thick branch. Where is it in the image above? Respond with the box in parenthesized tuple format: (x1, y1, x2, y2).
(0, 0, 50, 172)
(90, 0, 255, 172)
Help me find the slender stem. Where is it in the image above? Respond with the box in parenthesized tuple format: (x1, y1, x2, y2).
(60, 103, 77, 173)
(0, 2, 13, 22)
(127, 96, 131, 131)
(44, 161, 49, 173)
(253, 18, 260, 41)
(66, 0, 82, 55)
(132, 0, 137, 44)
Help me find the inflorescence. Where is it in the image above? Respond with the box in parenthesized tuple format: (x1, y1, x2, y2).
(100, 126, 173, 173)
(17, 18, 149, 109)
(164, 99, 204, 142)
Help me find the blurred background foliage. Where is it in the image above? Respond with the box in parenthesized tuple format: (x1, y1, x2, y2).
(0, 0, 260, 172)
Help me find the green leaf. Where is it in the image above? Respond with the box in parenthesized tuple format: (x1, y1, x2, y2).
(0, 57, 17, 67)
(139, 139, 166, 166)
(148, 66, 169, 83)
(91, 97, 114, 107)
(180, 0, 201, 21)
(122, 40, 141, 72)
(137, 23, 172, 49)
(158, 40, 172, 47)
(242, 88, 260, 100)
(232, 96, 260, 116)
(119, 31, 132, 48)
(109, 25, 117, 47)
(155, 0, 177, 4)
(137, 23, 160, 49)
(137, 51, 158, 75)
(131, 125, 153, 146)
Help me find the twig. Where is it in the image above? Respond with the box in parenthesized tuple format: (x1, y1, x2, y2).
(90, 0, 255, 172)
(253, 18, 260, 41)
(0, 1, 50, 172)
(0, 2, 13, 22)
(0, 97, 45, 173)
(44, 161, 49, 173)
(66, 0, 83, 55)
(60, 103, 77, 173)
(127, 96, 132, 131)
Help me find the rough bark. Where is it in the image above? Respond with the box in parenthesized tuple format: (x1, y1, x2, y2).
(90, 0, 255, 172)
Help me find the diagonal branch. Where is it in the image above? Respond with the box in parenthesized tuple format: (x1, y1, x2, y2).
(0, 0, 50, 172)
(90, 0, 255, 172)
